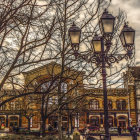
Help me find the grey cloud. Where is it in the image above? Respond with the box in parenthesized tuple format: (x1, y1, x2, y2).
(130, 0, 140, 8)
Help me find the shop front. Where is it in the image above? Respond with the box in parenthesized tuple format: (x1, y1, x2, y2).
(118, 116, 127, 129)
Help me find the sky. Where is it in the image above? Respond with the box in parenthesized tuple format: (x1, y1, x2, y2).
(110, 0, 140, 64)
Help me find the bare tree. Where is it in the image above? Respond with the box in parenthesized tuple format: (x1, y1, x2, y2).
(0, 0, 135, 139)
(0, 0, 58, 91)
(22, 96, 38, 131)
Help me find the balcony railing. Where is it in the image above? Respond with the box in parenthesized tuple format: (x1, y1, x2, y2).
(0, 110, 25, 114)
(87, 108, 128, 112)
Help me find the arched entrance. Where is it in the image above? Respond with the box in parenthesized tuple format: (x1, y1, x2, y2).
(108, 116, 113, 127)
(9, 116, 19, 127)
(62, 116, 68, 131)
(90, 116, 99, 127)
(49, 116, 58, 129)
(118, 116, 127, 129)
(0, 116, 5, 129)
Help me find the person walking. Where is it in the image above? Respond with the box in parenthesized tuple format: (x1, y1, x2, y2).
(128, 126, 133, 135)
(132, 125, 137, 140)
(84, 127, 89, 140)
(118, 126, 122, 136)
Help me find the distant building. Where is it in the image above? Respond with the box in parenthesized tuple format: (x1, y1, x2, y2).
(124, 66, 140, 125)
(0, 63, 137, 130)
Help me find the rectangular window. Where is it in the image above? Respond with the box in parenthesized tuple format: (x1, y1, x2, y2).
(61, 83, 67, 93)
(54, 96, 58, 104)
(75, 113, 79, 127)
(48, 97, 53, 105)
(30, 117, 32, 127)
(137, 89, 140, 95)
(16, 102, 20, 110)
(11, 101, 15, 110)
(137, 100, 140, 110)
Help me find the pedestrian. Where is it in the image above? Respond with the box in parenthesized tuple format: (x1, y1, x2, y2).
(133, 125, 137, 131)
(87, 136, 95, 140)
(128, 126, 133, 135)
(1, 123, 4, 129)
(84, 127, 89, 139)
(138, 120, 140, 133)
(118, 126, 122, 136)
(48, 124, 53, 131)
(13, 125, 16, 133)
(131, 126, 137, 140)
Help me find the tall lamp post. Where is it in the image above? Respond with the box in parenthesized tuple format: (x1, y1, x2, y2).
(69, 9, 135, 140)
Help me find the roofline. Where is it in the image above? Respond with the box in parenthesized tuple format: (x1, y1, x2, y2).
(22, 61, 85, 76)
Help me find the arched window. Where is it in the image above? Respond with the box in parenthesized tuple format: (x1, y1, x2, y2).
(0, 116, 5, 125)
(118, 116, 127, 129)
(48, 97, 53, 105)
(89, 100, 99, 110)
(108, 116, 113, 127)
(116, 100, 126, 110)
(108, 100, 112, 110)
(15, 101, 21, 110)
(90, 116, 99, 126)
(0, 105, 5, 110)
(41, 81, 67, 93)
(10, 101, 15, 110)
(41, 81, 51, 92)
(61, 82, 67, 93)
(122, 100, 126, 110)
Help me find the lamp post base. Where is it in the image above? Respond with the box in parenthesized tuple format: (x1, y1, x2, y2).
(100, 134, 110, 140)
(105, 134, 110, 140)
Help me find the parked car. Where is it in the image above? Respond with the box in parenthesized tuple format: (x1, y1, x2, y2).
(79, 128, 85, 134)
(17, 127, 29, 134)
(88, 126, 99, 133)
(109, 127, 118, 133)
(87, 136, 97, 140)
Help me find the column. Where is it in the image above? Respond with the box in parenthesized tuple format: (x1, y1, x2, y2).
(46, 118, 49, 130)
(112, 100, 117, 110)
(127, 112, 130, 127)
(86, 112, 89, 124)
(70, 114, 73, 133)
(6, 115, 8, 127)
(100, 114, 103, 124)
(99, 99, 103, 109)
(19, 115, 22, 127)
(114, 113, 117, 127)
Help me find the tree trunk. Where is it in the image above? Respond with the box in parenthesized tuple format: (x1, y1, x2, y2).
(40, 117, 46, 137)
(28, 118, 30, 131)
(70, 114, 73, 134)
(58, 108, 63, 140)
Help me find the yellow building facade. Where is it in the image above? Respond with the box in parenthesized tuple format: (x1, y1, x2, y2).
(0, 63, 137, 130)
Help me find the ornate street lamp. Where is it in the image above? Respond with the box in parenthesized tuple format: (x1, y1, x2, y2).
(69, 10, 135, 140)
(120, 23, 135, 51)
(68, 22, 81, 48)
(99, 9, 115, 36)
(91, 34, 102, 53)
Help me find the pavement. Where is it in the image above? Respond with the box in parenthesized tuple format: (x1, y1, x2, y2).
(79, 135, 140, 140)
(1, 130, 140, 140)
(110, 136, 140, 140)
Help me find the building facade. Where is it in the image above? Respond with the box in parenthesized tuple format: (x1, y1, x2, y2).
(0, 63, 137, 130)
(124, 66, 140, 125)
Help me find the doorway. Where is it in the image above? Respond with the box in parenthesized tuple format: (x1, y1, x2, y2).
(118, 116, 127, 129)
(9, 116, 18, 127)
(90, 116, 99, 127)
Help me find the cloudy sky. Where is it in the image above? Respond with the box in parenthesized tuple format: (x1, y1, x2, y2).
(110, 0, 140, 64)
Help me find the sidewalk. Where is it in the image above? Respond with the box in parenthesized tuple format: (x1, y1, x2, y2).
(91, 136, 140, 140)
(76, 135, 140, 140)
